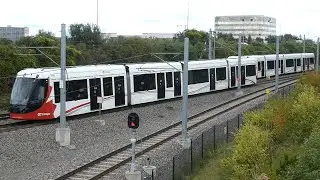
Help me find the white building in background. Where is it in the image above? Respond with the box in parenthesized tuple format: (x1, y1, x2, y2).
(214, 15, 276, 40)
(0, 26, 29, 41)
(102, 33, 175, 39)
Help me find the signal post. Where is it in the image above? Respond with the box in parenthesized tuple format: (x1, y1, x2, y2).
(125, 113, 141, 180)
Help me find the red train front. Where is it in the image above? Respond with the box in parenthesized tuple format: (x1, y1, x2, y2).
(9, 73, 55, 120)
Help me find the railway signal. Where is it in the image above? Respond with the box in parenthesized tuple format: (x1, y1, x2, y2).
(128, 113, 139, 129)
(125, 112, 141, 180)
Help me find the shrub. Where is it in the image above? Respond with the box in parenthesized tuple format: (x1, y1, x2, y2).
(285, 127, 320, 179)
(222, 124, 272, 179)
(298, 71, 320, 91)
(286, 84, 320, 142)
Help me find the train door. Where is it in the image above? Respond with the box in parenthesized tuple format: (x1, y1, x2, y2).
(261, 61, 265, 77)
(157, 73, 165, 99)
(241, 66, 245, 85)
(303, 58, 306, 71)
(294, 59, 297, 72)
(231, 67, 236, 87)
(114, 76, 125, 106)
(210, 68, 215, 90)
(280, 60, 284, 74)
(89, 78, 101, 111)
(307, 58, 310, 70)
(174, 72, 181, 96)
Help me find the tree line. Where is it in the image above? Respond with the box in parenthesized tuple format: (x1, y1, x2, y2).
(0, 23, 317, 93)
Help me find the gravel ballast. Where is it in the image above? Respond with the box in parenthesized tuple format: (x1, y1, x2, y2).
(100, 93, 273, 180)
(0, 81, 285, 180)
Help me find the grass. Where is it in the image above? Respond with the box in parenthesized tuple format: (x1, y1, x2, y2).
(191, 145, 231, 180)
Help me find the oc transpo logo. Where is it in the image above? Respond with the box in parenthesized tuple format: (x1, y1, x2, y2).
(37, 113, 51, 117)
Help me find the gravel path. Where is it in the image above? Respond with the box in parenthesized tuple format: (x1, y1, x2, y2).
(0, 81, 280, 180)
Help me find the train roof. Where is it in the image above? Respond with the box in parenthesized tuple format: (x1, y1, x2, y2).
(16, 64, 126, 80)
(227, 57, 257, 65)
(229, 53, 314, 60)
(126, 62, 182, 74)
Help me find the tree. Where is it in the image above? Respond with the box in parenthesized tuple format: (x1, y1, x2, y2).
(69, 23, 103, 46)
(247, 35, 252, 44)
(266, 35, 276, 43)
(256, 37, 264, 43)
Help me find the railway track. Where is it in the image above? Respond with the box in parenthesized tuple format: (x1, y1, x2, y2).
(55, 79, 296, 180)
(0, 113, 9, 120)
(257, 73, 300, 85)
(0, 120, 54, 133)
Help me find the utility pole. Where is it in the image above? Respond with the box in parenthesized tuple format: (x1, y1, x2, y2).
(186, 1, 189, 29)
(236, 34, 243, 96)
(60, 24, 67, 129)
(208, 29, 212, 59)
(317, 37, 319, 72)
(303, 34, 305, 71)
(97, 0, 99, 26)
(55, 24, 73, 149)
(181, 37, 191, 149)
(213, 31, 216, 59)
(303, 34, 306, 53)
(275, 35, 279, 92)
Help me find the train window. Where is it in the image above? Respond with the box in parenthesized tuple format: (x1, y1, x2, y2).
(267, 61, 275, 69)
(54, 82, 60, 103)
(216, 68, 227, 81)
(258, 62, 261, 71)
(246, 65, 256, 76)
(188, 69, 209, 84)
(166, 72, 173, 88)
(286, 59, 294, 67)
(297, 59, 301, 66)
(133, 74, 156, 92)
(310, 58, 314, 64)
(66, 80, 88, 101)
(103, 77, 113, 96)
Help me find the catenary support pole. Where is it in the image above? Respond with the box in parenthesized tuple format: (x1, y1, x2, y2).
(208, 29, 212, 59)
(236, 34, 242, 95)
(303, 34, 306, 71)
(317, 37, 319, 72)
(97, 0, 99, 25)
(60, 24, 67, 128)
(275, 35, 279, 92)
(213, 31, 216, 59)
(181, 37, 191, 149)
(303, 34, 306, 53)
(55, 24, 73, 148)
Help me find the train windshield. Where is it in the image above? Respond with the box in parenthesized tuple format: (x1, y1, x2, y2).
(10, 78, 48, 105)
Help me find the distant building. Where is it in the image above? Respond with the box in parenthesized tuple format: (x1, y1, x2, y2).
(214, 15, 276, 40)
(141, 33, 175, 39)
(103, 33, 175, 39)
(0, 26, 29, 41)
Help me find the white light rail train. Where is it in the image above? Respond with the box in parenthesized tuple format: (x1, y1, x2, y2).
(9, 53, 314, 120)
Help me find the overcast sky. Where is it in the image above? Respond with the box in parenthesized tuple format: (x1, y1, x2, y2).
(1, 0, 319, 39)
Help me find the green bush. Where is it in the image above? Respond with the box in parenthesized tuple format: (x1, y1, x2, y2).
(286, 84, 320, 142)
(222, 123, 272, 180)
(285, 127, 320, 179)
(220, 73, 320, 179)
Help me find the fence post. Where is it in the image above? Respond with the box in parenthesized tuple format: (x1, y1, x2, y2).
(172, 157, 175, 180)
(237, 114, 240, 129)
(190, 139, 193, 173)
(201, 133, 204, 159)
(213, 125, 216, 150)
(226, 120, 229, 143)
